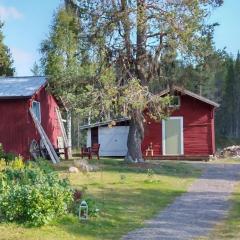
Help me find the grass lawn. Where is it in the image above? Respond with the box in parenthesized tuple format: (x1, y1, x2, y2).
(0, 158, 201, 240)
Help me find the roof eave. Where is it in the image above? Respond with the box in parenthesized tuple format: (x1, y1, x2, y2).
(0, 96, 32, 100)
(159, 86, 220, 108)
(80, 117, 130, 130)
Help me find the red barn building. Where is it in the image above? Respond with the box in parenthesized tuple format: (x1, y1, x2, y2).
(141, 86, 219, 160)
(0, 76, 66, 160)
(83, 86, 219, 160)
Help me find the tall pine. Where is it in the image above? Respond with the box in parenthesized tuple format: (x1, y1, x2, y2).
(0, 22, 14, 76)
(234, 52, 240, 137)
(218, 57, 239, 138)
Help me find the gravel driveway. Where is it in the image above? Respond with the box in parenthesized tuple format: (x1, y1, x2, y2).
(122, 163, 240, 240)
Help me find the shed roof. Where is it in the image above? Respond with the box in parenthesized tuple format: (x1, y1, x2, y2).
(80, 117, 130, 130)
(159, 85, 220, 108)
(0, 76, 47, 99)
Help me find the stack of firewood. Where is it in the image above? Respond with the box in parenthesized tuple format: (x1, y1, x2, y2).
(220, 145, 240, 158)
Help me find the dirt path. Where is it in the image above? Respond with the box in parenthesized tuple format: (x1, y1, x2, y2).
(122, 163, 240, 240)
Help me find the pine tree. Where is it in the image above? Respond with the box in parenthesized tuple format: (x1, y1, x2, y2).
(219, 58, 235, 137)
(31, 62, 42, 76)
(234, 52, 240, 137)
(0, 22, 14, 76)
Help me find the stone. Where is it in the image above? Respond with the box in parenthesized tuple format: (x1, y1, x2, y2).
(73, 159, 99, 172)
(69, 166, 79, 173)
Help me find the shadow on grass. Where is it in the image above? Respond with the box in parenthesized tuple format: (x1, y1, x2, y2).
(55, 187, 185, 240)
(96, 158, 202, 180)
(56, 190, 240, 240)
(55, 158, 201, 179)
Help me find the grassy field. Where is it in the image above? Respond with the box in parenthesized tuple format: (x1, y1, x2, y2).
(0, 158, 201, 240)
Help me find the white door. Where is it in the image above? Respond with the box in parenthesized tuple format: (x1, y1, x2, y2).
(99, 126, 129, 156)
(162, 117, 184, 155)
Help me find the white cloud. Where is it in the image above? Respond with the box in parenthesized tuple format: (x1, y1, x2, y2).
(0, 5, 23, 21)
(11, 47, 35, 76)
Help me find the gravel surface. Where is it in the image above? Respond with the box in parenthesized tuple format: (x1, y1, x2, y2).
(122, 163, 240, 240)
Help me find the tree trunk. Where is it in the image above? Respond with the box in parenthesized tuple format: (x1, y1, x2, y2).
(125, 110, 144, 163)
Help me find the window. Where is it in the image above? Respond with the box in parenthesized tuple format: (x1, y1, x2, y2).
(32, 101, 41, 122)
(169, 96, 180, 107)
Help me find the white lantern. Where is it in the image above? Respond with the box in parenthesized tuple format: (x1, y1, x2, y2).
(79, 200, 88, 220)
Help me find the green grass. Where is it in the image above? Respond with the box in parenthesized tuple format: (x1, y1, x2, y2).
(0, 158, 201, 240)
(198, 183, 240, 240)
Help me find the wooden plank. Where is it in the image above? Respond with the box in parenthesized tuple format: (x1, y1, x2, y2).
(29, 108, 59, 164)
(56, 108, 68, 147)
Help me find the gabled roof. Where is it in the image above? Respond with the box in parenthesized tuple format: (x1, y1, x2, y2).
(80, 117, 130, 130)
(159, 85, 220, 108)
(0, 76, 47, 99)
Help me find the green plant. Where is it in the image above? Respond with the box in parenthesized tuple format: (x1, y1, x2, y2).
(0, 163, 73, 226)
(0, 159, 6, 171)
(4, 152, 17, 164)
(9, 156, 24, 170)
(120, 174, 126, 183)
(147, 168, 154, 178)
(145, 168, 159, 183)
(85, 198, 100, 217)
(30, 158, 54, 173)
(0, 143, 4, 158)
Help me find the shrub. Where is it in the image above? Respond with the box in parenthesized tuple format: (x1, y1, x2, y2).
(0, 143, 18, 165)
(0, 161, 73, 226)
(0, 143, 4, 158)
(4, 152, 17, 163)
(85, 198, 100, 217)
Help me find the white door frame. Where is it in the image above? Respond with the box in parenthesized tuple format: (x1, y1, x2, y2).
(162, 116, 184, 156)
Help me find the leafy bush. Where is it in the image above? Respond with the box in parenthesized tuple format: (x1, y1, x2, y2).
(71, 187, 100, 218)
(0, 143, 4, 158)
(0, 143, 18, 164)
(0, 161, 73, 226)
(85, 198, 100, 217)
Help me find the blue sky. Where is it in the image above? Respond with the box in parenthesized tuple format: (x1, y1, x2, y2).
(0, 0, 239, 76)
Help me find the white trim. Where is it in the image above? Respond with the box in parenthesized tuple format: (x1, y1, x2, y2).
(162, 120, 166, 155)
(32, 100, 41, 123)
(162, 116, 184, 156)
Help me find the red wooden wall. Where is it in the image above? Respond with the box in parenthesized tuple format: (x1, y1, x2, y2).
(0, 87, 63, 159)
(0, 99, 30, 158)
(142, 94, 216, 157)
(30, 87, 62, 149)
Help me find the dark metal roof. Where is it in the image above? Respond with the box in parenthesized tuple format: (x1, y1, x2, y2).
(0, 76, 47, 99)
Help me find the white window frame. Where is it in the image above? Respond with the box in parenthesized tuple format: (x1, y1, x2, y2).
(32, 101, 41, 123)
(169, 96, 181, 107)
(162, 116, 184, 156)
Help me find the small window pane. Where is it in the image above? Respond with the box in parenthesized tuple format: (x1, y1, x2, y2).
(32, 101, 41, 122)
(170, 96, 180, 107)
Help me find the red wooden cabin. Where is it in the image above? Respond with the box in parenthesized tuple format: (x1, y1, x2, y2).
(82, 86, 219, 160)
(142, 86, 219, 160)
(0, 76, 66, 160)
